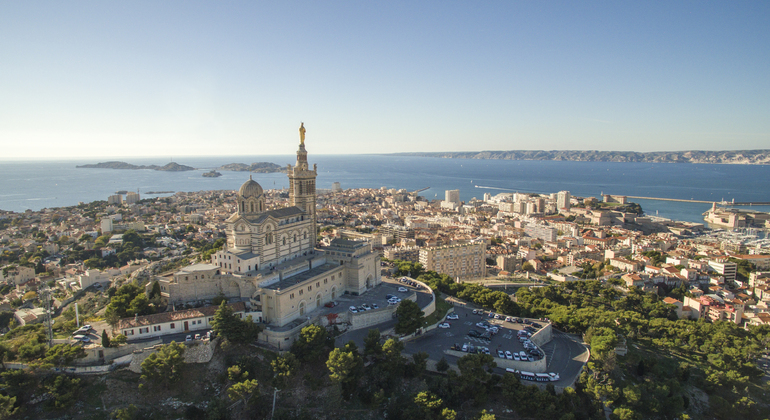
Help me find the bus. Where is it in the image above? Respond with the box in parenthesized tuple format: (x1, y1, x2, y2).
(509, 370, 560, 382)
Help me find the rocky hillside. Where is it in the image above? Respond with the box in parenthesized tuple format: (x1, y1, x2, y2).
(396, 150, 770, 164)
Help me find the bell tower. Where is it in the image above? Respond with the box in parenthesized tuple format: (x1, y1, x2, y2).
(288, 123, 317, 231)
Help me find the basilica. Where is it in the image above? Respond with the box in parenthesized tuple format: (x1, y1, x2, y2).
(157, 126, 381, 342)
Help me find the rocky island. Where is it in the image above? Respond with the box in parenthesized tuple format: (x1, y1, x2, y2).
(395, 149, 770, 165)
(217, 162, 285, 173)
(76, 161, 196, 171)
(202, 170, 222, 178)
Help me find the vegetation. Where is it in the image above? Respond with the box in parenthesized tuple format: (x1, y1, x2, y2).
(210, 301, 263, 344)
(139, 341, 186, 389)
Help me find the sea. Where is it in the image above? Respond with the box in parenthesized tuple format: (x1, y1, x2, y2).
(2, 154, 770, 224)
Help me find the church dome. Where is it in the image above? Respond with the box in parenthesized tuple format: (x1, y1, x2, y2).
(238, 176, 263, 198)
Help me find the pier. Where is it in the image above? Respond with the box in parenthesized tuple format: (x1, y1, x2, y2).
(620, 195, 770, 206)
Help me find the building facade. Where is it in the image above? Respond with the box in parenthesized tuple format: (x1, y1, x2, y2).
(419, 241, 486, 279)
(158, 127, 381, 331)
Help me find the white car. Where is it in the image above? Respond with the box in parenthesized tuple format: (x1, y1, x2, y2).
(497, 350, 505, 358)
(438, 322, 451, 329)
(548, 372, 560, 381)
(398, 287, 408, 292)
(505, 351, 513, 360)
(349, 306, 358, 313)
(513, 354, 520, 361)
(72, 335, 90, 343)
(446, 313, 459, 320)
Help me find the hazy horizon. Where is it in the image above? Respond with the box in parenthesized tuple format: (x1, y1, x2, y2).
(2, 2, 769, 158)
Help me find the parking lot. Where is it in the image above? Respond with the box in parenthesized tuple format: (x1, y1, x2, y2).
(404, 304, 546, 365)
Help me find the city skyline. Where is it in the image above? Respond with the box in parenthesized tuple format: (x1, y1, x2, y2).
(1, 1, 769, 158)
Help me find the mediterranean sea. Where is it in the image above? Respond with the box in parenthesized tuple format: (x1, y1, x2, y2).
(1, 154, 769, 224)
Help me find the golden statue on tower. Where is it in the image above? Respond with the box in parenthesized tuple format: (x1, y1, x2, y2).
(299, 122, 306, 146)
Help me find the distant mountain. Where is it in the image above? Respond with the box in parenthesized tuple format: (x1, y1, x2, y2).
(218, 162, 286, 173)
(392, 150, 770, 165)
(76, 161, 196, 171)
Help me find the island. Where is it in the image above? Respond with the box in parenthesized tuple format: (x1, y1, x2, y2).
(392, 149, 770, 165)
(202, 170, 222, 178)
(217, 162, 286, 173)
(76, 161, 196, 171)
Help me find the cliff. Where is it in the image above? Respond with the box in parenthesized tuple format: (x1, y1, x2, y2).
(393, 150, 770, 165)
(76, 161, 196, 171)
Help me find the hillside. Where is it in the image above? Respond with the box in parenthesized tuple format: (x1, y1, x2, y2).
(395, 149, 770, 165)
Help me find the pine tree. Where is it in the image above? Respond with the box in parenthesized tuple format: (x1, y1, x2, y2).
(101, 330, 111, 348)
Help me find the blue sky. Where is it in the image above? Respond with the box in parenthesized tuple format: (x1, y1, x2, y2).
(1, 1, 768, 158)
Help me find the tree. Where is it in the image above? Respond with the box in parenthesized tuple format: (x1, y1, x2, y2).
(410, 352, 429, 377)
(271, 353, 300, 389)
(140, 342, 185, 389)
(45, 374, 82, 409)
(38, 343, 86, 368)
(291, 324, 330, 363)
(0, 394, 17, 419)
(395, 299, 424, 336)
(101, 330, 111, 348)
(436, 357, 450, 373)
(148, 281, 161, 300)
(522, 262, 535, 272)
(326, 347, 363, 398)
(210, 301, 261, 344)
(228, 379, 259, 407)
(112, 334, 127, 345)
(363, 329, 383, 359)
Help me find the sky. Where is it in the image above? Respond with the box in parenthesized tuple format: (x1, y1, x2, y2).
(1, 1, 769, 158)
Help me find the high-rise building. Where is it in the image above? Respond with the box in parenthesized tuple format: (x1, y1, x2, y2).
(419, 241, 486, 279)
(445, 189, 460, 204)
(557, 191, 571, 211)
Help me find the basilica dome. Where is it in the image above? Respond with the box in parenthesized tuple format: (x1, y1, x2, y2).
(238, 176, 263, 198)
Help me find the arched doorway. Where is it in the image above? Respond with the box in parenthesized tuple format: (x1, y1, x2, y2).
(331, 286, 337, 300)
(316, 293, 322, 308)
(299, 301, 306, 316)
(366, 275, 373, 289)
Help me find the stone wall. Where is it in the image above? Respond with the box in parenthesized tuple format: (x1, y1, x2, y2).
(350, 305, 396, 330)
(530, 322, 553, 347)
(128, 338, 218, 373)
(444, 349, 547, 373)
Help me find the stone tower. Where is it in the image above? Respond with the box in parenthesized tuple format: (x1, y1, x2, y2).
(288, 123, 318, 231)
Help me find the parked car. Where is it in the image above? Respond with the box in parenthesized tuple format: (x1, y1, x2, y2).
(324, 302, 335, 308)
(386, 294, 396, 300)
(519, 351, 527, 359)
(468, 330, 482, 338)
(349, 306, 358, 313)
(371, 303, 379, 309)
(531, 322, 542, 328)
(462, 343, 469, 352)
(472, 309, 479, 314)
(361, 303, 371, 311)
(494, 314, 501, 319)
(488, 312, 495, 318)
(482, 347, 490, 355)
(505, 351, 513, 360)
(438, 322, 451, 329)
(505, 316, 512, 322)
(446, 313, 459, 320)
(398, 287, 408, 292)
(195, 334, 202, 340)
(513, 354, 520, 361)
(185, 335, 192, 342)
(497, 350, 505, 358)
(72, 335, 90, 343)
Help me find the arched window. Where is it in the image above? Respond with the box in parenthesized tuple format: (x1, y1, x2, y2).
(250, 202, 254, 212)
(294, 234, 297, 242)
(283, 237, 287, 246)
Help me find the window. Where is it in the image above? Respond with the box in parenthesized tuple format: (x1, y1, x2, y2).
(153, 326, 161, 332)
(170, 323, 175, 329)
(316, 282, 320, 288)
(308, 286, 312, 292)
(299, 290, 303, 296)
(290, 293, 295, 299)
(283, 238, 287, 245)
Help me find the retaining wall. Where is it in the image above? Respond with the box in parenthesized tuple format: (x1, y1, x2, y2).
(128, 338, 218, 373)
(529, 323, 553, 347)
(444, 349, 547, 373)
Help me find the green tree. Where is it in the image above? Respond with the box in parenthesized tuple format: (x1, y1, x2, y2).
(326, 347, 363, 398)
(111, 404, 138, 420)
(363, 328, 383, 359)
(228, 379, 259, 407)
(395, 299, 424, 335)
(45, 374, 82, 410)
(112, 334, 127, 345)
(148, 281, 161, 300)
(210, 301, 261, 344)
(291, 324, 330, 363)
(271, 353, 300, 389)
(140, 342, 185, 389)
(436, 356, 450, 373)
(101, 330, 111, 348)
(38, 343, 86, 368)
(0, 394, 17, 419)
